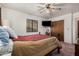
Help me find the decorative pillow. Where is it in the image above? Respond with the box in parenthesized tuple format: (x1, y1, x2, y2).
(0, 26, 9, 46)
(3, 26, 18, 39)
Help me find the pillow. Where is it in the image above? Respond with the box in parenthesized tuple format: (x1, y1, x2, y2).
(0, 26, 9, 46)
(3, 26, 18, 39)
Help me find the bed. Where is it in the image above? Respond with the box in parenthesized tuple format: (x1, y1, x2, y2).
(12, 34, 61, 56)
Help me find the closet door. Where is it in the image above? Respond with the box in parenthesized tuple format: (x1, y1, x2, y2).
(51, 20, 64, 41)
(78, 21, 79, 38)
(0, 8, 1, 25)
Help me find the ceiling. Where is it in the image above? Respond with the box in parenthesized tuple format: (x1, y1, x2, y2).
(0, 3, 79, 19)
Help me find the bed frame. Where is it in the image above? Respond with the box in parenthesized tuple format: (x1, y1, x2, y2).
(45, 47, 61, 56)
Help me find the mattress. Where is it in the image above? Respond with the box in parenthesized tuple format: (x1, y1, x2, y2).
(12, 37, 61, 56)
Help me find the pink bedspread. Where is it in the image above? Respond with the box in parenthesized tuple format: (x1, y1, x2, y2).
(13, 34, 49, 41)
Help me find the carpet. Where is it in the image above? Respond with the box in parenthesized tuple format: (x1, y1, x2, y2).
(51, 42, 75, 56)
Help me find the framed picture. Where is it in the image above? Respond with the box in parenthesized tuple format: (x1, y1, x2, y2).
(26, 19, 38, 32)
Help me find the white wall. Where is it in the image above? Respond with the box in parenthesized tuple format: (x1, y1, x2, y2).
(49, 14, 73, 44)
(73, 12, 79, 43)
(49, 12, 79, 44)
(1, 7, 46, 36)
(2, 7, 79, 44)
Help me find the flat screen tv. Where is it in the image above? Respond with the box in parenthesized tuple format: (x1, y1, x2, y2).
(42, 21, 51, 27)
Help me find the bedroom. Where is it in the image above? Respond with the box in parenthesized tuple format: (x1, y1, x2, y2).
(0, 3, 79, 56)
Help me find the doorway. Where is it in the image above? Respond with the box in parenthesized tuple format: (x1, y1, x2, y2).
(51, 20, 64, 41)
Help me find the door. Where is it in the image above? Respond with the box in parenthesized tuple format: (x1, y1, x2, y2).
(78, 21, 79, 38)
(51, 20, 64, 41)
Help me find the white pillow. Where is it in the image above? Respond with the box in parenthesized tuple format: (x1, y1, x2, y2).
(3, 26, 18, 39)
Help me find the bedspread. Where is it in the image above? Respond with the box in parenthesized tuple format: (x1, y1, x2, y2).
(12, 37, 61, 56)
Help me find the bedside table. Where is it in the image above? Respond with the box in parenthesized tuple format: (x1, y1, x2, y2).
(75, 44, 79, 56)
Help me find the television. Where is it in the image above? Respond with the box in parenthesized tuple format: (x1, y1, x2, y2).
(42, 21, 51, 26)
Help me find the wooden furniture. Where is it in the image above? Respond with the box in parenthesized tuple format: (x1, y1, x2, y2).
(51, 20, 64, 41)
(45, 47, 61, 56)
(75, 21, 79, 56)
(75, 44, 79, 56)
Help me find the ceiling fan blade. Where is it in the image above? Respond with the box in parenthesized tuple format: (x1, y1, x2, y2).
(51, 7, 61, 10)
(51, 9, 59, 12)
(39, 7, 47, 11)
(40, 10, 44, 13)
(37, 6, 45, 8)
(39, 9, 46, 13)
(37, 4, 46, 7)
(50, 5, 61, 8)
(38, 7, 45, 11)
(51, 3, 65, 6)
(49, 3, 65, 8)
(39, 3, 45, 5)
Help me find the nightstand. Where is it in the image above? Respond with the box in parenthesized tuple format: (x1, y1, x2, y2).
(75, 44, 79, 56)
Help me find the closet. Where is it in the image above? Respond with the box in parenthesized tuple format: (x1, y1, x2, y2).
(51, 20, 64, 41)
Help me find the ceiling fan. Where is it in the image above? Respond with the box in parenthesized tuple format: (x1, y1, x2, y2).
(38, 3, 62, 13)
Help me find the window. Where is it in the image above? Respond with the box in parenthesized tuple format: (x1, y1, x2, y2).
(26, 19, 38, 32)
